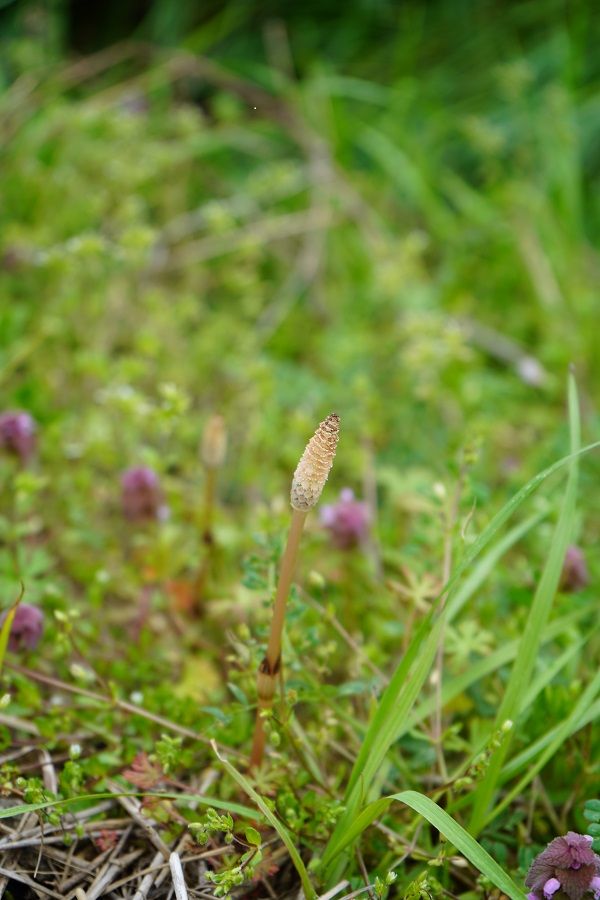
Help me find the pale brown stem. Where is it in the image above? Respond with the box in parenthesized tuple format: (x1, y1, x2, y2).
(194, 467, 217, 606)
(250, 509, 307, 769)
(265, 509, 306, 668)
(202, 466, 217, 545)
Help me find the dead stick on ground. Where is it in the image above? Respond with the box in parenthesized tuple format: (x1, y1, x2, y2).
(60, 847, 114, 894)
(85, 847, 143, 900)
(83, 823, 133, 900)
(0, 866, 63, 899)
(0, 812, 37, 899)
(169, 852, 189, 900)
(107, 781, 171, 860)
(132, 849, 165, 900)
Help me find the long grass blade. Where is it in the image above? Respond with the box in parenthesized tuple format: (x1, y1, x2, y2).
(501, 697, 600, 781)
(446, 513, 543, 621)
(408, 612, 589, 732)
(0, 790, 259, 821)
(322, 612, 445, 879)
(323, 383, 595, 879)
(0, 583, 25, 673)
(324, 790, 526, 900)
(212, 742, 316, 900)
(487, 668, 600, 825)
(468, 372, 581, 834)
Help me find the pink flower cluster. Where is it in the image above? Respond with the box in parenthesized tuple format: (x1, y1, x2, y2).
(0, 411, 36, 463)
(526, 832, 600, 900)
(1, 604, 44, 652)
(121, 466, 168, 522)
(320, 488, 370, 549)
(560, 546, 589, 593)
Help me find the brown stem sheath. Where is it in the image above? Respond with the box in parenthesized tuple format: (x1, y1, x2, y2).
(202, 466, 217, 545)
(265, 509, 306, 669)
(195, 465, 218, 606)
(250, 508, 307, 769)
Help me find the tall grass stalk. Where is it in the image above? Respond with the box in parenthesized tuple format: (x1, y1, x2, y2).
(213, 741, 317, 899)
(468, 371, 581, 834)
(249, 414, 339, 770)
(322, 376, 592, 884)
(323, 790, 526, 900)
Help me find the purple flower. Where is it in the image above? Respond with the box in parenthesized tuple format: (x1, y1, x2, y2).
(525, 833, 600, 900)
(560, 546, 589, 593)
(1, 604, 44, 652)
(121, 466, 167, 523)
(320, 488, 370, 549)
(0, 411, 36, 463)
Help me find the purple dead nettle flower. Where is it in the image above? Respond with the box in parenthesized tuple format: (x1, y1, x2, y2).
(121, 466, 168, 523)
(525, 832, 600, 900)
(0, 411, 36, 463)
(320, 488, 370, 549)
(0, 604, 44, 652)
(560, 546, 589, 593)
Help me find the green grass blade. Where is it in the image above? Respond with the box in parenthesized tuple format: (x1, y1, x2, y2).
(487, 667, 600, 825)
(447, 631, 592, 816)
(212, 742, 316, 900)
(468, 372, 581, 835)
(408, 611, 589, 732)
(330, 516, 546, 818)
(521, 636, 589, 711)
(324, 790, 526, 900)
(446, 513, 543, 622)
(500, 697, 600, 781)
(344, 613, 442, 799)
(323, 417, 597, 877)
(358, 127, 453, 234)
(439, 439, 599, 610)
(0, 609, 17, 673)
(322, 611, 445, 875)
(0, 790, 259, 821)
(0, 583, 25, 672)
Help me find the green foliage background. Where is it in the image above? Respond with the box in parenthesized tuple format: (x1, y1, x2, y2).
(0, 1, 599, 896)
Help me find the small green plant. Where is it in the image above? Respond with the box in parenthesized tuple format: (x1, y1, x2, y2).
(190, 808, 263, 899)
(189, 807, 235, 844)
(584, 800, 600, 853)
(374, 870, 398, 898)
(154, 734, 183, 774)
(454, 720, 514, 791)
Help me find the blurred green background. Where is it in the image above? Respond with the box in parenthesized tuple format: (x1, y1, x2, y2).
(1, 0, 599, 548)
(0, 3, 599, 882)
